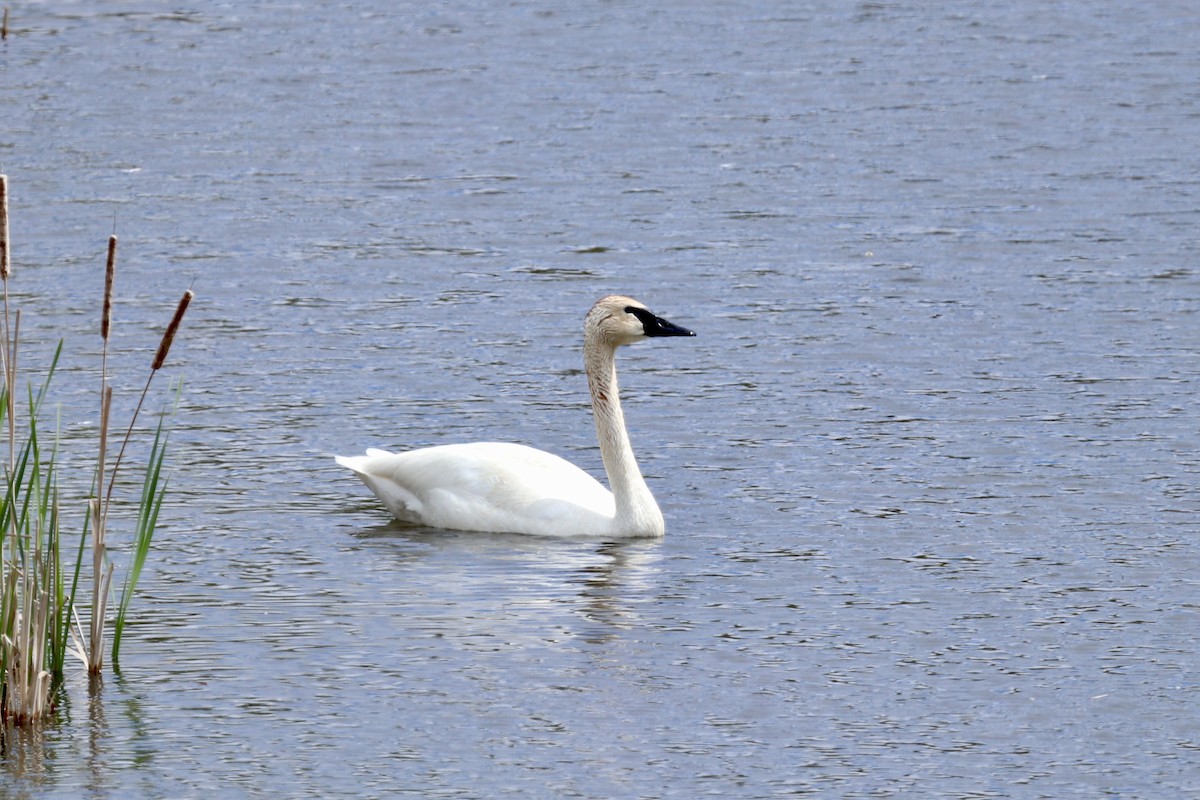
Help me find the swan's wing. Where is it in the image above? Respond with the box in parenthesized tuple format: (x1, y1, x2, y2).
(335, 443, 615, 535)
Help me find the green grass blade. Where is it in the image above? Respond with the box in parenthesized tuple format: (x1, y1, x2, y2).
(111, 408, 172, 671)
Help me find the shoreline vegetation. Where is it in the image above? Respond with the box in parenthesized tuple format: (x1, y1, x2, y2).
(0, 173, 194, 725)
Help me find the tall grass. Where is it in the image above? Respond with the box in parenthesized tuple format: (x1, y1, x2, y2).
(0, 174, 194, 724)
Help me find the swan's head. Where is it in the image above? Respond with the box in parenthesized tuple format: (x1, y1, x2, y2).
(585, 295, 695, 347)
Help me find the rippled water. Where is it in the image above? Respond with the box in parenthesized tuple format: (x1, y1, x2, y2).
(2, 2, 1198, 797)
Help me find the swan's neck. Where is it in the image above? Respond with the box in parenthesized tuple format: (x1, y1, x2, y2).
(584, 341, 664, 535)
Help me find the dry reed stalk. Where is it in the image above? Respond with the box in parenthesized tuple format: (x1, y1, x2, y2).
(98, 236, 115, 494)
(1, 9, 8, 41)
(0, 171, 17, 720)
(87, 384, 112, 674)
(89, 237, 116, 672)
(104, 290, 193, 517)
(4, 310, 18, 473)
(97, 236, 115, 494)
(12, 545, 51, 721)
(0, 173, 10, 280)
(91, 289, 192, 672)
(1, 174, 10, 453)
(1, 175, 14, 473)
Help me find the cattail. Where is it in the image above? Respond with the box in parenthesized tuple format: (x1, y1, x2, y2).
(152, 289, 193, 370)
(0, 173, 9, 280)
(102, 235, 116, 339)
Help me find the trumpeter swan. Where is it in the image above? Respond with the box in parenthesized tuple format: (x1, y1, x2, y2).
(335, 295, 695, 537)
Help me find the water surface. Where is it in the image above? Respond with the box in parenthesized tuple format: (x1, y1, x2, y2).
(1, 2, 1198, 798)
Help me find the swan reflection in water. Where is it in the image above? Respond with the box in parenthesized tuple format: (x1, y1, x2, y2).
(349, 525, 666, 644)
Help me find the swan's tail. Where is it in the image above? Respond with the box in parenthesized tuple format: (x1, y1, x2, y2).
(335, 449, 424, 523)
(334, 454, 364, 473)
(335, 448, 395, 473)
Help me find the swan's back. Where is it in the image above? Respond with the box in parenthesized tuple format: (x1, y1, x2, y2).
(336, 443, 617, 536)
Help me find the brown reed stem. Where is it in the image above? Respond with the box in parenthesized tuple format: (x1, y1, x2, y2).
(97, 235, 115, 525)
(0, 173, 10, 281)
(0, 175, 17, 504)
(5, 309, 17, 474)
(1, 8, 8, 41)
(104, 289, 193, 510)
(88, 383, 112, 674)
(88, 236, 117, 671)
(0, 176, 13, 701)
(0, 174, 12, 472)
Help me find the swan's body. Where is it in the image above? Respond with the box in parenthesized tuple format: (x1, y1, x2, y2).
(335, 295, 694, 537)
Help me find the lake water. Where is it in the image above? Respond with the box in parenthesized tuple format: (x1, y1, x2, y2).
(1, 1, 1198, 797)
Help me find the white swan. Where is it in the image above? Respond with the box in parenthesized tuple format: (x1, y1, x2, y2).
(335, 295, 695, 537)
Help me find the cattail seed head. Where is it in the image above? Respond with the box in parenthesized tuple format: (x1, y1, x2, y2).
(152, 289, 193, 371)
(102, 235, 117, 340)
(0, 173, 10, 281)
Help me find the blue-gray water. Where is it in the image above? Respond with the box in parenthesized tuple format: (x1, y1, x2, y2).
(2, 2, 1198, 798)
